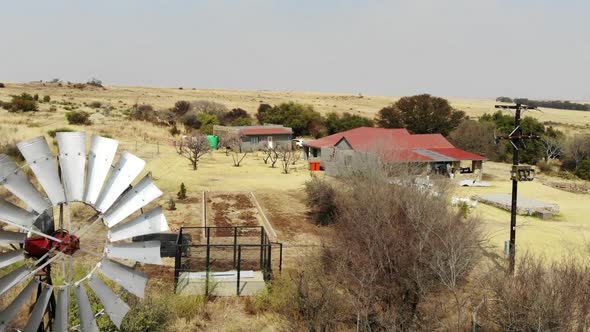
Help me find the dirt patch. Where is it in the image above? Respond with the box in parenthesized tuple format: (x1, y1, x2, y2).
(208, 193, 261, 237)
(543, 181, 590, 194)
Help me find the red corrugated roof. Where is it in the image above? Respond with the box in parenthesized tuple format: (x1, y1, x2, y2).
(239, 127, 293, 135)
(304, 127, 486, 162)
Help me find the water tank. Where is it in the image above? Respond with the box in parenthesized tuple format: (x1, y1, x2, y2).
(207, 135, 219, 149)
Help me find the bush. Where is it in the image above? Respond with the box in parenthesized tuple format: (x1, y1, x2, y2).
(167, 197, 176, 211)
(303, 176, 338, 225)
(177, 183, 187, 199)
(131, 104, 157, 122)
(575, 158, 590, 180)
(47, 127, 74, 138)
(66, 111, 92, 125)
(172, 100, 192, 117)
(87, 77, 103, 87)
(89, 101, 102, 108)
(33, 94, 39, 101)
(0, 83, 5, 88)
(536, 160, 553, 173)
(0, 141, 23, 162)
(8, 93, 38, 112)
(42, 95, 50, 103)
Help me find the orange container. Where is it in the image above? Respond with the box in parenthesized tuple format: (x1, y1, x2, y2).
(310, 161, 321, 171)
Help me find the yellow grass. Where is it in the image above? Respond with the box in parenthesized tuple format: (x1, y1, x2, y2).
(456, 161, 590, 260)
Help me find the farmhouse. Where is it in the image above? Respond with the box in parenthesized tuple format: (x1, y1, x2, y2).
(214, 125, 293, 151)
(303, 127, 486, 176)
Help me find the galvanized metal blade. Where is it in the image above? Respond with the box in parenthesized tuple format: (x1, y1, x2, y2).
(85, 135, 119, 205)
(106, 241, 163, 265)
(0, 250, 25, 269)
(52, 287, 68, 332)
(0, 279, 38, 331)
(56, 132, 86, 202)
(99, 258, 148, 298)
(88, 275, 130, 328)
(0, 198, 37, 228)
(102, 176, 162, 228)
(95, 151, 145, 213)
(108, 207, 169, 242)
(0, 230, 26, 245)
(75, 283, 99, 332)
(22, 284, 53, 332)
(16, 136, 65, 206)
(0, 154, 50, 214)
(0, 265, 30, 297)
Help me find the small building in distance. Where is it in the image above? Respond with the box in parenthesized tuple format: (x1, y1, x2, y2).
(303, 127, 486, 176)
(213, 125, 293, 151)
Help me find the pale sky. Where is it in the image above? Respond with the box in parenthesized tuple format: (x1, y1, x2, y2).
(1, 0, 588, 100)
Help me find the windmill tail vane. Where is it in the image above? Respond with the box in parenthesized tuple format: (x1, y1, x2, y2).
(0, 132, 170, 331)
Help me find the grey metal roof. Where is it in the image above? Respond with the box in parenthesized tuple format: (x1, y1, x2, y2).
(412, 149, 455, 162)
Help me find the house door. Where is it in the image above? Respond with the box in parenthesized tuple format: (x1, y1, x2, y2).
(267, 136, 273, 149)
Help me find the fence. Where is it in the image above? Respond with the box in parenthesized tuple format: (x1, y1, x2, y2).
(174, 226, 282, 296)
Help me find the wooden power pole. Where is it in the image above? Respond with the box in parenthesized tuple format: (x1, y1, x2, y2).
(494, 103, 540, 274)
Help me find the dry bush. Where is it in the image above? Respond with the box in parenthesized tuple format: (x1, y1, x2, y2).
(325, 162, 483, 330)
(303, 176, 338, 225)
(477, 254, 590, 331)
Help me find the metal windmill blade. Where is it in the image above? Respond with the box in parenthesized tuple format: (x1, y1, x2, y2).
(0, 131, 170, 331)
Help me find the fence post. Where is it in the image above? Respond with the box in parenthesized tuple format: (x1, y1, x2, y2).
(237, 245, 242, 296)
(260, 228, 265, 270)
(205, 227, 210, 296)
(233, 226, 238, 267)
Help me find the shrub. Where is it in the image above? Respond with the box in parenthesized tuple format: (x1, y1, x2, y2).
(66, 111, 92, 125)
(131, 104, 157, 121)
(169, 125, 181, 136)
(42, 95, 50, 102)
(0, 83, 5, 88)
(87, 77, 103, 87)
(177, 183, 187, 199)
(181, 113, 201, 130)
(172, 100, 192, 117)
(536, 160, 553, 173)
(575, 158, 590, 180)
(0, 100, 10, 110)
(89, 101, 102, 108)
(303, 176, 338, 225)
(0, 141, 23, 162)
(33, 94, 39, 101)
(167, 197, 177, 211)
(47, 127, 74, 138)
(48, 106, 57, 112)
(8, 93, 38, 112)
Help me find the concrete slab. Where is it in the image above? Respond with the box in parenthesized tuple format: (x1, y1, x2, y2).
(176, 270, 266, 296)
(473, 193, 560, 217)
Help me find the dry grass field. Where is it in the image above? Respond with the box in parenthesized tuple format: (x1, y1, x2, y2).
(1, 82, 589, 330)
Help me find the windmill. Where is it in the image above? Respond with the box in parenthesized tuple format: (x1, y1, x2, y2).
(0, 132, 170, 331)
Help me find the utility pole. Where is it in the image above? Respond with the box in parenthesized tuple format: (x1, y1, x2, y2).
(494, 103, 540, 274)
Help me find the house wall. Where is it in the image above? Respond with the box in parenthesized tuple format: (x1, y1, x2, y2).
(241, 134, 292, 151)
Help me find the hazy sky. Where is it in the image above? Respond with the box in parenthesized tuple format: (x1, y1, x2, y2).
(1, 0, 588, 100)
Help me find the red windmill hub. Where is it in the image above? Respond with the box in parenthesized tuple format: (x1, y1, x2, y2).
(24, 229, 81, 258)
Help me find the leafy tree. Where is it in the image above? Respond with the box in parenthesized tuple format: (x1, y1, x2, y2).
(479, 111, 552, 164)
(325, 112, 374, 135)
(496, 96, 513, 103)
(181, 113, 201, 131)
(256, 103, 273, 124)
(256, 102, 325, 137)
(376, 94, 465, 136)
(8, 93, 38, 112)
(220, 108, 252, 126)
(575, 158, 590, 180)
(449, 120, 506, 161)
(197, 113, 219, 135)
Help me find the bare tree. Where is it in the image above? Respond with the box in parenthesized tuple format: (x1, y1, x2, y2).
(226, 133, 248, 167)
(540, 135, 563, 162)
(291, 148, 302, 165)
(174, 133, 210, 170)
(278, 146, 294, 174)
(566, 134, 590, 168)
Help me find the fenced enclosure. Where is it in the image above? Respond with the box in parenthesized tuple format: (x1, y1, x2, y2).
(174, 226, 282, 296)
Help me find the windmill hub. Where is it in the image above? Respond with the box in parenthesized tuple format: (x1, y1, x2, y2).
(24, 230, 81, 258)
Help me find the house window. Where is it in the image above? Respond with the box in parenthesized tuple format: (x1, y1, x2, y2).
(250, 136, 259, 145)
(344, 155, 352, 166)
